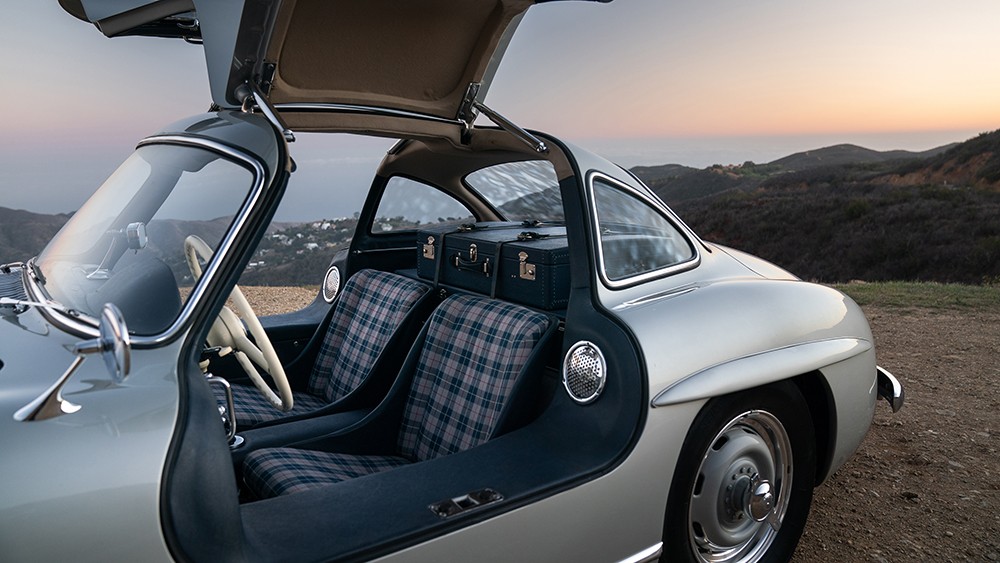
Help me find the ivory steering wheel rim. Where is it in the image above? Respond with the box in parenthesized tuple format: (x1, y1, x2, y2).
(184, 235, 294, 412)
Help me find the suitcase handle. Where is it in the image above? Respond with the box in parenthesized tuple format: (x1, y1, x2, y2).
(452, 253, 492, 277)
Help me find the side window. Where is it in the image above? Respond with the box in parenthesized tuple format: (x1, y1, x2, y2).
(465, 160, 563, 222)
(373, 176, 474, 232)
(592, 177, 695, 283)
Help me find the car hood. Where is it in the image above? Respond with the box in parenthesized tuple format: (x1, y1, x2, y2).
(60, 0, 608, 129)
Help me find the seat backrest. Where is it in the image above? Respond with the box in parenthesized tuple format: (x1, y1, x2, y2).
(396, 294, 551, 462)
(307, 269, 430, 403)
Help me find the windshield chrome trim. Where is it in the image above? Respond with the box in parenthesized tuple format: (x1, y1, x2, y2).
(274, 103, 464, 127)
(587, 171, 701, 290)
(24, 259, 101, 334)
(27, 136, 268, 348)
(133, 135, 267, 347)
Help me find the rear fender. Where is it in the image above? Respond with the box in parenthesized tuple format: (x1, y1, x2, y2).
(651, 337, 871, 407)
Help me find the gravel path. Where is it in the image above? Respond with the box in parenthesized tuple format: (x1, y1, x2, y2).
(794, 306, 1000, 562)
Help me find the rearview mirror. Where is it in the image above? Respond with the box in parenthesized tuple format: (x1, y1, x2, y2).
(86, 303, 131, 383)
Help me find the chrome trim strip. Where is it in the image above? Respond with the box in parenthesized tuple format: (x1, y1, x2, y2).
(617, 542, 663, 563)
(876, 365, 905, 413)
(26, 136, 268, 348)
(205, 375, 237, 442)
(613, 283, 700, 310)
(24, 261, 100, 334)
(132, 135, 267, 348)
(274, 103, 464, 127)
(587, 171, 701, 290)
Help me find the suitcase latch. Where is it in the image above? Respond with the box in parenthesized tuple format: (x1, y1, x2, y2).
(468, 243, 478, 262)
(518, 251, 536, 281)
(422, 236, 435, 260)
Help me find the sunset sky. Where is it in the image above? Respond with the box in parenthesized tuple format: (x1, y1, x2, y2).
(2, 0, 999, 219)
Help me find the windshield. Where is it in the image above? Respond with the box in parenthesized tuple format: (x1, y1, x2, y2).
(36, 143, 255, 335)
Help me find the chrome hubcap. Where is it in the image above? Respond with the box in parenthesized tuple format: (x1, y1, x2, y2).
(688, 410, 793, 563)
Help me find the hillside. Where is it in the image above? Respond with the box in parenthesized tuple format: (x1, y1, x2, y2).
(664, 130, 1000, 284)
(0, 207, 70, 264)
(878, 130, 1000, 189)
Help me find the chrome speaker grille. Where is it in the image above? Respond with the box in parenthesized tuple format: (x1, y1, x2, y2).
(562, 341, 607, 404)
(322, 265, 341, 303)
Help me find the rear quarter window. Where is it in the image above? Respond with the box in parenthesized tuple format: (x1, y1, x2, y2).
(591, 176, 695, 284)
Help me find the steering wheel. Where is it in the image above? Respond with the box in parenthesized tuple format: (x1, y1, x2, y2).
(184, 235, 294, 412)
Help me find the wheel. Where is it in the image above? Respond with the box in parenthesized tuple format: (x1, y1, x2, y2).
(184, 235, 294, 412)
(664, 382, 816, 563)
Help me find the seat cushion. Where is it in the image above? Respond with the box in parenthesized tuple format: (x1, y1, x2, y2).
(213, 383, 328, 428)
(397, 295, 550, 461)
(307, 269, 430, 403)
(243, 448, 410, 498)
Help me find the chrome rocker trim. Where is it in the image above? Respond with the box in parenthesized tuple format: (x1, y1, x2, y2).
(617, 542, 663, 563)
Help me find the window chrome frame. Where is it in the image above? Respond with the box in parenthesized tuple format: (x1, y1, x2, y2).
(24, 135, 268, 349)
(587, 171, 701, 290)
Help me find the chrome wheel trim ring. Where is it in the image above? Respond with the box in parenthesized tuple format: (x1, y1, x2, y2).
(687, 409, 793, 563)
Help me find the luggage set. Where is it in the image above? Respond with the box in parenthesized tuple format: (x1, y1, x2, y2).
(416, 222, 571, 311)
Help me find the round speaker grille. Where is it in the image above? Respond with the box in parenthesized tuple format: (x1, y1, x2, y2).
(322, 266, 341, 303)
(563, 341, 607, 404)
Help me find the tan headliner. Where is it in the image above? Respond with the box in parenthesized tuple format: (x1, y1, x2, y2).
(266, 0, 532, 119)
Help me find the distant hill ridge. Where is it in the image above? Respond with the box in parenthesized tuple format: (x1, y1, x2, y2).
(632, 140, 964, 205)
(769, 142, 957, 171)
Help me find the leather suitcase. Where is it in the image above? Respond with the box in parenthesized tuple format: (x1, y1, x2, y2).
(417, 222, 570, 310)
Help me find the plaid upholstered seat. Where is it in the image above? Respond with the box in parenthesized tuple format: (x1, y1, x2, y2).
(242, 294, 552, 498)
(214, 269, 430, 428)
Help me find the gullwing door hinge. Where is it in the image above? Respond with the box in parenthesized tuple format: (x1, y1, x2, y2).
(458, 82, 483, 128)
(236, 80, 295, 142)
(458, 82, 547, 154)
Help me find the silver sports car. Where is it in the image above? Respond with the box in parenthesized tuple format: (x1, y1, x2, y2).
(0, 1, 903, 561)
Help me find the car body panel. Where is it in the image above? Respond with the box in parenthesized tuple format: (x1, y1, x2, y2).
(563, 142, 879, 485)
(651, 337, 872, 408)
(0, 308, 177, 562)
(372, 400, 704, 563)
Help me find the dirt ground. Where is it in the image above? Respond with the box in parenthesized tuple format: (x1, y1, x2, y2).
(241, 288, 999, 561)
(793, 306, 1000, 562)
